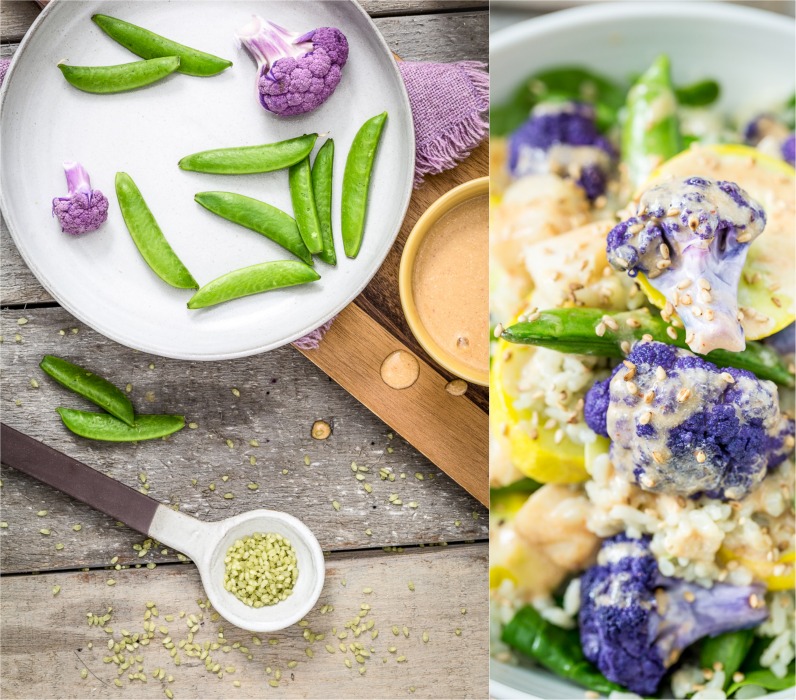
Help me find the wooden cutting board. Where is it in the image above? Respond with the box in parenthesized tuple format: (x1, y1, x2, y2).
(295, 141, 489, 506)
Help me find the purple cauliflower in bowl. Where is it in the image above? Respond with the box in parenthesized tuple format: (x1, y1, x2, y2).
(580, 534, 769, 696)
(584, 340, 794, 501)
(237, 16, 349, 117)
(51, 162, 109, 235)
(507, 101, 615, 200)
(606, 176, 766, 354)
(744, 113, 795, 166)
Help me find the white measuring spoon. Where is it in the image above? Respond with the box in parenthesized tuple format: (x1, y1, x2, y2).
(1, 423, 325, 633)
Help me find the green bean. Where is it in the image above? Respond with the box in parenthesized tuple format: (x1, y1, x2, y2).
(40, 355, 135, 427)
(92, 14, 232, 77)
(56, 408, 184, 442)
(178, 135, 317, 175)
(502, 606, 624, 695)
(115, 173, 198, 289)
(187, 261, 320, 310)
(311, 139, 336, 265)
(58, 56, 180, 94)
(342, 112, 387, 259)
(288, 157, 323, 255)
(194, 192, 312, 265)
(621, 54, 682, 188)
(501, 308, 794, 387)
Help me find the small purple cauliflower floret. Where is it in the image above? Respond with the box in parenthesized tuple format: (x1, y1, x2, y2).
(237, 16, 348, 117)
(583, 341, 794, 501)
(607, 177, 766, 354)
(507, 101, 615, 200)
(744, 114, 794, 166)
(579, 534, 769, 696)
(51, 162, 109, 236)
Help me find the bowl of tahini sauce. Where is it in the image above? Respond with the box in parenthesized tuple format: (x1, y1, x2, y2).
(399, 177, 489, 386)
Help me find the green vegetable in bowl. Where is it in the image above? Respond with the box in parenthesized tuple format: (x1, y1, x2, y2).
(311, 139, 337, 266)
(187, 260, 320, 309)
(115, 172, 198, 290)
(699, 629, 756, 691)
(288, 157, 323, 255)
(58, 56, 180, 94)
(178, 134, 318, 175)
(342, 112, 388, 259)
(92, 14, 232, 77)
(502, 606, 624, 695)
(194, 192, 312, 265)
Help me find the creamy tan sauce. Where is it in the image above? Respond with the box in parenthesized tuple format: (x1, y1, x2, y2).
(412, 195, 489, 374)
(380, 350, 420, 390)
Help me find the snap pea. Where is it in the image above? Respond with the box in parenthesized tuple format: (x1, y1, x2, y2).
(58, 56, 180, 94)
(311, 139, 336, 265)
(502, 606, 624, 695)
(622, 55, 682, 188)
(56, 408, 184, 442)
(342, 112, 387, 259)
(194, 191, 312, 265)
(289, 157, 323, 255)
(92, 14, 232, 77)
(187, 260, 320, 310)
(501, 308, 794, 387)
(115, 172, 198, 290)
(178, 135, 318, 175)
(699, 629, 756, 690)
(674, 79, 720, 107)
(40, 355, 135, 427)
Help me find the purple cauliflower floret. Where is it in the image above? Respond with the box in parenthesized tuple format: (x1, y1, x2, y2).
(582, 341, 794, 501)
(580, 534, 769, 696)
(744, 114, 794, 166)
(607, 177, 766, 354)
(507, 101, 615, 199)
(51, 162, 109, 236)
(237, 16, 348, 117)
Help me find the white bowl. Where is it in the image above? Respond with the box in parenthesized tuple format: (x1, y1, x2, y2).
(490, 2, 795, 698)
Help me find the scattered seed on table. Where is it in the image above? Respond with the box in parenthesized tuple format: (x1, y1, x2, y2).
(107, 579, 116, 586)
(0, 522, 8, 528)
(52, 585, 61, 596)
(30, 379, 39, 388)
(311, 420, 331, 440)
(17, 318, 28, 326)
(332, 501, 340, 511)
(455, 628, 462, 636)
(55, 543, 64, 551)
(247, 483, 259, 491)
(408, 582, 415, 591)
(39, 529, 51, 536)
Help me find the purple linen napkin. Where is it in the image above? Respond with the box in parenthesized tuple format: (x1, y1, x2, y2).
(295, 60, 489, 349)
(0, 57, 488, 350)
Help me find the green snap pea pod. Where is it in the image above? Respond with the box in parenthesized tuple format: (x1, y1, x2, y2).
(92, 14, 232, 77)
(115, 172, 198, 290)
(674, 79, 720, 107)
(178, 135, 318, 175)
(288, 157, 323, 255)
(56, 408, 185, 442)
(58, 56, 180, 94)
(699, 629, 756, 689)
(501, 308, 794, 387)
(621, 54, 682, 189)
(187, 260, 320, 310)
(311, 139, 336, 265)
(342, 112, 387, 259)
(40, 355, 135, 427)
(502, 606, 624, 695)
(194, 192, 312, 265)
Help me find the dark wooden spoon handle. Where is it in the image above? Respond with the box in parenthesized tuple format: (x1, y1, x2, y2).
(1, 423, 159, 534)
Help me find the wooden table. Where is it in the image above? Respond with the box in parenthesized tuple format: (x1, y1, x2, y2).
(0, 2, 489, 698)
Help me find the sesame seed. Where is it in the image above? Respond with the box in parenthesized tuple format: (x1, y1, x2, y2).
(697, 278, 711, 290)
(639, 411, 652, 425)
(677, 388, 691, 403)
(643, 390, 655, 404)
(666, 326, 678, 340)
(720, 372, 735, 383)
(683, 590, 695, 602)
(626, 381, 638, 395)
(679, 293, 692, 306)
(695, 451, 706, 464)
(733, 672, 745, 683)
(652, 451, 664, 464)
(772, 296, 782, 308)
(656, 259, 672, 270)
(493, 324, 504, 338)
(603, 316, 619, 331)
(620, 341, 631, 354)
(641, 333, 653, 342)
(626, 317, 641, 329)
(595, 322, 606, 337)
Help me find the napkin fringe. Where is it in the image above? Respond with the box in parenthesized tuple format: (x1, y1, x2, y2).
(292, 317, 336, 351)
(414, 61, 489, 186)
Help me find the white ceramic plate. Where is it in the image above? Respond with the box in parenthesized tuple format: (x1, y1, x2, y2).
(0, 0, 414, 360)
(490, 2, 794, 699)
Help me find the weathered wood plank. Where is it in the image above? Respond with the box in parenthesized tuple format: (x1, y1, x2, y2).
(298, 303, 488, 505)
(0, 307, 487, 574)
(0, 544, 488, 699)
(363, 0, 488, 16)
(0, 1, 39, 44)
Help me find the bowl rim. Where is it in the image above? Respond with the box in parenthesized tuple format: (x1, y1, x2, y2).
(399, 176, 489, 387)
